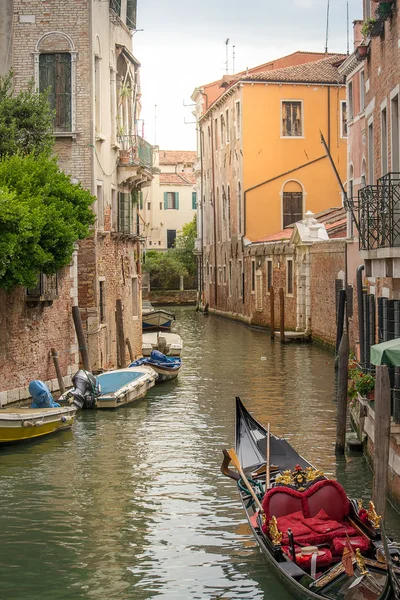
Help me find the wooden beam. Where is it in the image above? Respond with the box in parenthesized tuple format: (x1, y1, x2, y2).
(116, 299, 126, 368)
(335, 331, 349, 454)
(373, 365, 391, 518)
(72, 306, 91, 371)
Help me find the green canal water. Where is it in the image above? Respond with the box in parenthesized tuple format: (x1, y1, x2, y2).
(1, 307, 400, 599)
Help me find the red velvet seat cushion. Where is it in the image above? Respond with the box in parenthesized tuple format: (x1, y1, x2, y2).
(304, 509, 350, 535)
(276, 511, 313, 542)
(263, 487, 304, 519)
(332, 536, 370, 556)
(305, 480, 350, 522)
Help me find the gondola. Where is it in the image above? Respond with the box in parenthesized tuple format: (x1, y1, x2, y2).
(221, 397, 400, 600)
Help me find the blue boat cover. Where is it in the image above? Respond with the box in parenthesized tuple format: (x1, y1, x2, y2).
(96, 370, 145, 394)
(29, 380, 60, 408)
(130, 350, 181, 371)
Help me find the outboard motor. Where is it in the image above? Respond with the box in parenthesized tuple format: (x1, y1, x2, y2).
(59, 370, 101, 409)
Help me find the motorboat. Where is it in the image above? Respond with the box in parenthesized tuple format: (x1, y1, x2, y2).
(94, 366, 157, 409)
(142, 331, 183, 357)
(142, 300, 175, 331)
(130, 350, 182, 383)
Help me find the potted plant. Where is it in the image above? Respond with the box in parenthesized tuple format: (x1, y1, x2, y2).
(355, 372, 376, 400)
(356, 43, 370, 59)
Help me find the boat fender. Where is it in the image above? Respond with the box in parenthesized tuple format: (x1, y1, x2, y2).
(35, 420, 44, 427)
(61, 416, 67, 423)
(23, 421, 34, 427)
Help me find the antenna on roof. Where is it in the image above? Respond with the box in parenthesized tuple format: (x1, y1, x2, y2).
(232, 45, 236, 74)
(325, 0, 330, 54)
(346, 1, 350, 55)
(225, 38, 230, 74)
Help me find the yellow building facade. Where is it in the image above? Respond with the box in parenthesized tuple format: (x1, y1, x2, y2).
(193, 54, 347, 313)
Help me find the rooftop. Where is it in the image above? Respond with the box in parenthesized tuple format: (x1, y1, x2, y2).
(255, 207, 347, 243)
(159, 150, 196, 166)
(159, 172, 196, 186)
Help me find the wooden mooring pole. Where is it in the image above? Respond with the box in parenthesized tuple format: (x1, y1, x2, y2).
(50, 348, 65, 394)
(270, 286, 275, 340)
(279, 287, 285, 344)
(116, 299, 126, 368)
(72, 306, 91, 372)
(335, 331, 349, 454)
(126, 337, 134, 363)
(373, 365, 391, 518)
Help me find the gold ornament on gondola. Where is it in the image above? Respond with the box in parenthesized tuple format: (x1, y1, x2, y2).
(268, 516, 283, 546)
(367, 501, 382, 529)
(357, 499, 364, 512)
(355, 548, 369, 575)
(275, 466, 325, 490)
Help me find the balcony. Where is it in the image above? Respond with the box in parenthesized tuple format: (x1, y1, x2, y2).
(356, 173, 400, 252)
(117, 135, 154, 186)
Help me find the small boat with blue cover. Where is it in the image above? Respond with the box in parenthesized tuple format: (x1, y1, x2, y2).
(130, 350, 182, 383)
(0, 380, 77, 445)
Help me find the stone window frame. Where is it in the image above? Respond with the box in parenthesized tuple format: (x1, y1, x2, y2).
(340, 100, 348, 139)
(286, 257, 294, 297)
(266, 259, 273, 295)
(34, 31, 77, 137)
(390, 85, 400, 172)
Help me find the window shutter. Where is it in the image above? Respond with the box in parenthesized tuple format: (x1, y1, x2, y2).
(164, 192, 168, 210)
(175, 192, 179, 210)
(192, 192, 197, 210)
(139, 191, 143, 210)
(55, 54, 72, 131)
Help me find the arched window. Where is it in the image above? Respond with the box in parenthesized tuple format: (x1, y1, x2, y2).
(237, 181, 242, 235)
(282, 181, 303, 228)
(35, 32, 77, 133)
(227, 185, 231, 239)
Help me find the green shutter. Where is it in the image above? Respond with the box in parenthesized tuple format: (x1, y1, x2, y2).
(192, 192, 197, 210)
(164, 192, 168, 210)
(139, 191, 143, 210)
(39, 53, 71, 132)
(175, 192, 179, 210)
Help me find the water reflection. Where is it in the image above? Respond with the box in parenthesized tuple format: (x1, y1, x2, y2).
(0, 307, 399, 599)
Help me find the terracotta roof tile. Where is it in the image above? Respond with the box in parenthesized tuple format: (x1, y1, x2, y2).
(159, 173, 195, 186)
(159, 150, 196, 165)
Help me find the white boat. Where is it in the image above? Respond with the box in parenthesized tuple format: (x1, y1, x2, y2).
(95, 366, 157, 409)
(142, 332, 183, 357)
(0, 406, 76, 445)
(142, 301, 175, 331)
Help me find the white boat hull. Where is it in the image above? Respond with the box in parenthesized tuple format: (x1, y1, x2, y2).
(142, 309, 175, 331)
(142, 332, 183, 357)
(95, 366, 157, 409)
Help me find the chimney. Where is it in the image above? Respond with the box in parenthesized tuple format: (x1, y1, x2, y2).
(353, 20, 363, 49)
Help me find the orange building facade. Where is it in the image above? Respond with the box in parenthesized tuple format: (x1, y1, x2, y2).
(192, 53, 348, 313)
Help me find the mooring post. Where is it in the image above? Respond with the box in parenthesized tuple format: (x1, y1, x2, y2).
(270, 286, 275, 340)
(373, 365, 391, 518)
(72, 306, 91, 372)
(279, 287, 285, 344)
(335, 331, 349, 454)
(50, 348, 65, 394)
(116, 299, 126, 368)
(126, 337, 134, 362)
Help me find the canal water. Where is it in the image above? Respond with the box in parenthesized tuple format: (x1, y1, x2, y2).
(1, 307, 400, 600)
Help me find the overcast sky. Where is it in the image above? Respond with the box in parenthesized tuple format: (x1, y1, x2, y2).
(134, 0, 362, 151)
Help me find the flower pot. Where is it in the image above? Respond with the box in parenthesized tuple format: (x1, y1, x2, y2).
(356, 44, 369, 59)
(119, 150, 130, 165)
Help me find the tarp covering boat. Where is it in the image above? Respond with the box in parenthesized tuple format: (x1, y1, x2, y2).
(29, 380, 60, 408)
(130, 350, 181, 372)
(371, 338, 400, 367)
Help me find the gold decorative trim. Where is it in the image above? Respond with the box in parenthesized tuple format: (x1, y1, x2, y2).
(367, 501, 382, 529)
(268, 516, 283, 546)
(355, 548, 369, 575)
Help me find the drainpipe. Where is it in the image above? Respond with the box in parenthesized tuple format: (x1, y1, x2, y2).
(327, 87, 331, 151)
(210, 114, 218, 307)
(357, 264, 365, 368)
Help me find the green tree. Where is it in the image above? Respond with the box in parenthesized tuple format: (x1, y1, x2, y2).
(0, 154, 95, 291)
(174, 215, 197, 277)
(0, 71, 55, 158)
(143, 250, 187, 289)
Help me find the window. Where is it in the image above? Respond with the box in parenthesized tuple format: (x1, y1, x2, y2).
(238, 260, 243, 297)
(235, 101, 241, 137)
(126, 0, 137, 29)
(99, 279, 105, 323)
(110, 0, 121, 16)
(341, 101, 348, 138)
(282, 101, 302, 137)
(226, 109, 230, 143)
(365, 0, 371, 19)
(223, 265, 226, 284)
(229, 261, 232, 296)
(214, 118, 218, 149)
(39, 53, 72, 132)
(348, 82, 354, 120)
(111, 187, 117, 230)
(132, 276, 138, 316)
(192, 191, 197, 210)
(360, 71, 365, 112)
(381, 107, 388, 176)
(251, 259, 256, 292)
(391, 94, 399, 172)
(118, 191, 134, 233)
(237, 181, 242, 235)
(227, 185, 231, 239)
(368, 121, 374, 184)
(287, 259, 294, 295)
(220, 114, 225, 146)
(164, 192, 179, 210)
(96, 182, 104, 230)
(256, 271, 263, 310)
(267, 260, 273, 293)
(159, 201, 163, 210)
(147, 202, 151, 211)
(222, 186, 226, 223)
(94, 55, 101, 133)
(139, 191, 143, 210)
(167, 229, 176, 248)
(283, 191, 302, 228)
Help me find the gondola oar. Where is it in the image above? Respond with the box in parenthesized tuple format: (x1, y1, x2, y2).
(266, 423, 271, 490)
(226, 448, 264, 513)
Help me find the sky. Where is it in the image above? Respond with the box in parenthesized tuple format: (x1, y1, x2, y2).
(134, 0, 363, 151)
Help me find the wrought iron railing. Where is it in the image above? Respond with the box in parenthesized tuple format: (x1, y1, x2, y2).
(117, 134, 153, 169)
(356, 172, 400, 251)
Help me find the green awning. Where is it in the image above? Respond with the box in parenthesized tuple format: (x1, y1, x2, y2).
(370, 338, 400, 367)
